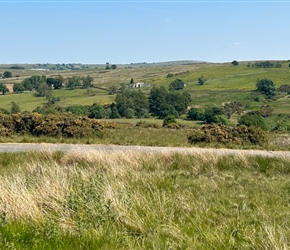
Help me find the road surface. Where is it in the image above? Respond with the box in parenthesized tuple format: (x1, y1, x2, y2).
(0, 143, 289, 159)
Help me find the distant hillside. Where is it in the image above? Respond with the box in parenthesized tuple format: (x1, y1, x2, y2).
(123, 60, 208, 68)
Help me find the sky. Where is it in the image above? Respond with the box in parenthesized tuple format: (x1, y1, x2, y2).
(0, 0, 290, 64)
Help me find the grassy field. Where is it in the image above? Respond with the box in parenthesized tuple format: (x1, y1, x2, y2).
(0, 150, 290, 249)
(0, 126, 289, 151)
(0, 61, 290, 113)
(0, 62, 289, 249)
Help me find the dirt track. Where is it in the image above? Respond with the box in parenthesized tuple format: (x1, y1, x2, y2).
(0, 143, 290, 159)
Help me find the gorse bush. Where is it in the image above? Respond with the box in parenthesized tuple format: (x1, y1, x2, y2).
(187, 123, 267, 145)
(0, 113, 104, 138)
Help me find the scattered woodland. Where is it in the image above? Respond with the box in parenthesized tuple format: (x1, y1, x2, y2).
(0, 60, 290, 148)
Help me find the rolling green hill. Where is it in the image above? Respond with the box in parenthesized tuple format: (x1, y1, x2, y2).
(0, 60, 289, 114)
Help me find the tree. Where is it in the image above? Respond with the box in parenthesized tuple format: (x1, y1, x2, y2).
(0, 83, 9, 94)
(110, 105, 120, 119)
(187, 108, 205, 121)
(2, 71, 12, 78)
(204, 106, 225, 124)
(256, 78, 276, 98)
(35, 83, 52, 97)
(169, 79, 185, 90)
(82, 75, 94, 88)
(132, 90, 149, 117)
(105, 63, 110, 70)
(124, 108, 135, 119)
(115, 89, 148, 118)
(88, 104, 106, 119)
(46, 75, 64, 89)
(67, 76, 81, 89)
(198, 76, 206, 85)
(149, 86, 169, 118)
(149, 85, 191, 118)
(22, 78, 34, 91)
(22, 75, 46, 91)
(231, 60, 239, 66)
(111, 64, 117, 69)
(10, 102, 21, 114)
(13, 83, 25, 93)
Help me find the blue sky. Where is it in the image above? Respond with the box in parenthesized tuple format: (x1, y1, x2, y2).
(1, 0, 289, 64)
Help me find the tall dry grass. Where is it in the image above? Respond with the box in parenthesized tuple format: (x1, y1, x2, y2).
(0, 150, 289, 249)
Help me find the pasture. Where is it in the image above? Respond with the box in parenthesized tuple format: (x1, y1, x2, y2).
(0, 61, 290, 114)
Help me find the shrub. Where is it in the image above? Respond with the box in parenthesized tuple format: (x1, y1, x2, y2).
(234, 125, 267, 145)
(259, 105, 273, 118)
(0, 108, 9, 114)
(169, 79, 185, 90)
(223, 101, 243, 119)
(136, 121, 161, 129)
(10, 102, 21, 114)
(88, 104, 106, 119)
(238, 112, 268, 130)
(13, 83, 25, 93)
(9, 65, 25, 69)
(198, 76, 206, 85)
(273, 118, 290, 132)
(62, 117, 103, 138)
(0, 113, 104, 138)
(231, 60, 239, 66)
(2, 71, 12, 78)
(66, 105, 88, 116)
(187, 123, 267, 145)
(278, 84, 290, 93)
(256, 78, 276, 98)
(204, 107, 225, 124)
(0, 126, 13, 136)
(163, 115, 176, 127)
(187, 108, 205, 121)
(33, 116, 63, 137)
(164, 123, 180, 129)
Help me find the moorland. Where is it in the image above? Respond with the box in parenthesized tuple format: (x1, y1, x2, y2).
(0, 60, 290, 149)
(0, 60, 290, 249)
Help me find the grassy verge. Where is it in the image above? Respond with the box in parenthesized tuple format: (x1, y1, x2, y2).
(0, 151, 290, 249)
(0, 126, 289, 151)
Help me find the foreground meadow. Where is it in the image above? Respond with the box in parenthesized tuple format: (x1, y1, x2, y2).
(0, 150, 290, 249)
